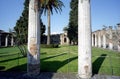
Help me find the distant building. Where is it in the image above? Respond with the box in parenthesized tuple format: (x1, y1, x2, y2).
(41, 31, 70, 45)
(60, 31, 70, 45)
(0, 30, 14, 47)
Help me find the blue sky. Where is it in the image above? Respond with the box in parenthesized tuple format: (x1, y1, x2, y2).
(0, 0, 120, 33)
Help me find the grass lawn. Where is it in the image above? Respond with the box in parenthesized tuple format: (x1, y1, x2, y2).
(0, 45, 120, 76)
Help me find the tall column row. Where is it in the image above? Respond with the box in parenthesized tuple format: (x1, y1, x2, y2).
(92, 31, 113, 49)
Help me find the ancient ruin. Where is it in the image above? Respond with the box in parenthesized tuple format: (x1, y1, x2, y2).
(92, 23, 120, 51)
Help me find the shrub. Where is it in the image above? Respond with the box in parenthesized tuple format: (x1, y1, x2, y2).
(41, 44, 59, 48)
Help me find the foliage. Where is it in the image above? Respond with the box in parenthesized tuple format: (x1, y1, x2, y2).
(67, 0, 78, 44)
(41, 0, 64, 15)
(13, 0, 46, 56)
(14, 0, 46, 44)
(14, 0, 29, 43)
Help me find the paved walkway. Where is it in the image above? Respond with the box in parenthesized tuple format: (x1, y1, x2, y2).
(0, 72, 120, 79)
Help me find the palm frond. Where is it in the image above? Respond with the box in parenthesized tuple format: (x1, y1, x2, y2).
(40, 0, 64, 15)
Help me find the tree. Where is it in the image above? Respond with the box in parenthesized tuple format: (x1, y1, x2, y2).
(42, 0, 64, 45)
(67, 0, 78, 45)
(14, 0, 46, 57)
(14, 0, 46, 44)
(78, 0, 92, 78)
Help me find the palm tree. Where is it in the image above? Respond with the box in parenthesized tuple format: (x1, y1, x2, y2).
(78, 0, 92, 79)
(42, 0, 64, 45)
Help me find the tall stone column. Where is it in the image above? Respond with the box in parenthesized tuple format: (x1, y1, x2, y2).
(95, 34, 97, 47)
(11, 36, 14, 46)
(108, 27, 113, 50)
(98, 34, 101, 48)
(103, 34, 106, 48)
(92, 34, 94, 47)
(5, 35, 9, 47)
(27, 0, 40, 76)
(109, 41, 113, 50)
(78, 0, 92, 79)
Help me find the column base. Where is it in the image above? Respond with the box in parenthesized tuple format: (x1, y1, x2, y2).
(76, 74, 92, 79)
(27, 63, 40, 76)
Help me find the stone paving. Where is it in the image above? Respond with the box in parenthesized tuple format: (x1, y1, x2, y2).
(0, 72, 120, 79)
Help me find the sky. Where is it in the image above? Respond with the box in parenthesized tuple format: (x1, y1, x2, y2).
(0, 0, 120, 34)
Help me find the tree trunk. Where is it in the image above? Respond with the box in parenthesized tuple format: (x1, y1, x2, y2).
(47, 9, 51, 45)
(78, 0, 92, 79)
(27, 0, 40, 76)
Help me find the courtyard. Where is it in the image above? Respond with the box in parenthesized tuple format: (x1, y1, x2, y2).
(0, 45, 120, 78)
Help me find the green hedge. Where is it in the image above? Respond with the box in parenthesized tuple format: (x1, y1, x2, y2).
(41, 44, 59, 48)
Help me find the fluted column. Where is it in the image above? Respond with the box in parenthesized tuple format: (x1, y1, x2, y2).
(78, 0, 92, 78)
(27, 0, 40, 76)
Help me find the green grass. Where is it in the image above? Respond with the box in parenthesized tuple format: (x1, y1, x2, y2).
(0, 46, 120, 76)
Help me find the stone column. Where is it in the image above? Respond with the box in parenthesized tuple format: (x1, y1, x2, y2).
(98, 34, 101, 48)
(108, 27, 113, 50)
(5, 35, 8, 47)
(11, 36, 14, 46)
(27, 0, 40, 76)
(95, 34, 97, 47)
(92, 34, 94, 47)
(103, 35, 106, 48)
(109, 41, 113, 50)
(78, 0, 92, 79)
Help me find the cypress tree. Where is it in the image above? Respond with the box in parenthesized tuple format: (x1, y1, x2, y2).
(67, 0, 78, 44)
(14, 0, 46, 44)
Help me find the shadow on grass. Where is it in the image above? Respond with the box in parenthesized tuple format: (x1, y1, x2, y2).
(6, 53, 77, 72)
(0, 53, 20, 57)
(0, 56, 25, 63)
(41, 52, 47, 55)
(41, 52, 67, 61)
(92, 54, 107, 75)
(6, 56, 77, 72)
(41, 56, 78, 72)
(4, 52, 77, 79)
(0, 66, 5, 71)
(7, 64, 27, 71)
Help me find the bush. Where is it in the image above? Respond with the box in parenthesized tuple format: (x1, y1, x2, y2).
(41, 44, 59, 48)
